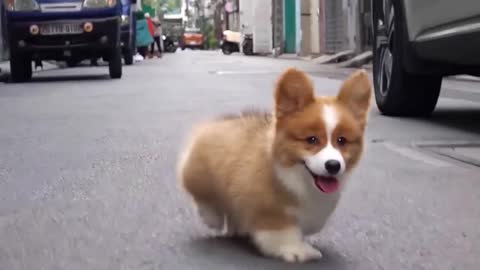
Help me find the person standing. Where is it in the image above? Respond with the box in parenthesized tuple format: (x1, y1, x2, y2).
(135, 11, 154, 58)
(144, 13, 155, 58)
(150, 17, 163, 58)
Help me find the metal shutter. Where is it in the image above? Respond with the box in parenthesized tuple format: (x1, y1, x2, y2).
(324, 0, 348, 54)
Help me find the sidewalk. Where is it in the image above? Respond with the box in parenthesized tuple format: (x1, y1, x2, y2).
(272, 52, 480, 83)
(361, 63, 480, 83)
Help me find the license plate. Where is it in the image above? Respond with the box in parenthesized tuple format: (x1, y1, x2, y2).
(189, 41, 197, 45)
(40, 23, 82, 35)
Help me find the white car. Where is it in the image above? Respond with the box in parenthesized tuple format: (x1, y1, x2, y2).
(372, 0, 480, 116)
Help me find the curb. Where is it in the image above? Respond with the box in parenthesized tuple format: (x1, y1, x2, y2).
(337, 51, 373, 68)
(448, 75, 480, 82)
(313, 50, 355, 64)
(360, 63, 479, 83)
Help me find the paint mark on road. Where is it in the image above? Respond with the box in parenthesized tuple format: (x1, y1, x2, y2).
(214, 70, 280, 75)
(382, 142, 452, 167)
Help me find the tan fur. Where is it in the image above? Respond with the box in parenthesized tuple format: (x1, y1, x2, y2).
(177, 68, 372, 262)
(177, 112, 297, 234)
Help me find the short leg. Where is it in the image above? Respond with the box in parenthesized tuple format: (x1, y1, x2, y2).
(252, 226, 322, 263)
(225, 218, 237, 237)
(196, 202, 224, 231)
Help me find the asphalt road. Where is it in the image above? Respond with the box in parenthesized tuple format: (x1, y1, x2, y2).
(1, 50, 480, 270)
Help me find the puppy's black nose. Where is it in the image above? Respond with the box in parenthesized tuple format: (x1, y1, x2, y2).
(325, 160, 341, 175)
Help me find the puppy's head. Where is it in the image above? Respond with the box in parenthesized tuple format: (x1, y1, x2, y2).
(272, 68, 371, 194)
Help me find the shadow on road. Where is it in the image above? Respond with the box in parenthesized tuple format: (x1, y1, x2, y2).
(1, 74, 110, 84)
(183, 236, 348, 269)
(426, 108, 480, 136)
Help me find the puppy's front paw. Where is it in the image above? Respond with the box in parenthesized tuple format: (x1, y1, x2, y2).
(197, 204, 224, 231)
(278, 242, 322, 263)
(253, 227, 322, 263)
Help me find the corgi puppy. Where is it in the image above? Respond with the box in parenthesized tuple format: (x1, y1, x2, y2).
(177, 68, 372, 263)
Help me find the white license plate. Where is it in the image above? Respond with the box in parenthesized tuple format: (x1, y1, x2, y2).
(189, 41, 197, 45)
(40, 23, 82, 35)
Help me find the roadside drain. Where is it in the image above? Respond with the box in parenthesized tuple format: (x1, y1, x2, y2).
(415, 141, 480, 167)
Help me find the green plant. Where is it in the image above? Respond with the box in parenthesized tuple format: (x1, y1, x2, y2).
(200, 22, 218, 49)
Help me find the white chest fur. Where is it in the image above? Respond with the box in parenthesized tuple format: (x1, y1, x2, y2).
(274, 164, 342, 236)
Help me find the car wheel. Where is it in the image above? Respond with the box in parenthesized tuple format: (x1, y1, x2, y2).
(372, 0, 442, 117)
(123, 47, 134, 65)
(10, 54, 32, 83)
(109, 47, 122, 79)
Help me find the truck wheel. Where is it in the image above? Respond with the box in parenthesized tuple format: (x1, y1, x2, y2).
(372, 0, 442, 117)
(109, 48, 122, 79)
(10, 55, 32, 83)
(123, 47, 134, 65)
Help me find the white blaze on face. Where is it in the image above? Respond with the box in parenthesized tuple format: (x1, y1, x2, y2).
(304, 105, 346, 176)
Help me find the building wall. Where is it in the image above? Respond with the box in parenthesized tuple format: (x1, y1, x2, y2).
(310, 0, 321, 55)
(281, 0, 369, 57)
(226, 0, 240, 31)
(227, 12, 240, 31)
(295, 0, 301, 54)
(299, 0, 311, 56)
(324, 0, 348, 53)
(322, 0, 362, 54)
(346, 0, 359, 52)
(318, 0, 326, 54)
(358, 0, 373, 52)
(272, 0, 284, 53)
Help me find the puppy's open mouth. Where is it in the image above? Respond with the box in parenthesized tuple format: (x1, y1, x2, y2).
(303, 165, 339, 193)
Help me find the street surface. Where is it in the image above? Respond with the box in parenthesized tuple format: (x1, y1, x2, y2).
(1, 51, 480, 270)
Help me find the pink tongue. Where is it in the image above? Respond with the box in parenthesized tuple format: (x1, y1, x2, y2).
(314, 177, 339, 193)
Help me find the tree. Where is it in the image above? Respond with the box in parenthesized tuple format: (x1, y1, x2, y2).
(156, 0, 182, 14)
(140, 0, 182, 16)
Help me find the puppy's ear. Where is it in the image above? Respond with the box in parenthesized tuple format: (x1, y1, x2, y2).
(274, 68, 315, 118)
(336, 69, 372, 129)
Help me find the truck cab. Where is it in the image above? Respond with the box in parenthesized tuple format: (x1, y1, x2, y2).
(1, 0, 132, 82)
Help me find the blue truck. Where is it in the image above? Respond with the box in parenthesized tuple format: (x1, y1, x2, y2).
(120, 0, 135, 65)
(1, 0, 137, 82)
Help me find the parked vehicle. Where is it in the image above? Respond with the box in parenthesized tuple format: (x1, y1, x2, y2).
(220, 30, 240, 55)
(120, 0, 136, 65)
(372, 0, 480, 117)
(2, 0, 130, 82)
(220, 30, 253, 56)
(162, 34, 177, 53)
(180, 27, 204, 50)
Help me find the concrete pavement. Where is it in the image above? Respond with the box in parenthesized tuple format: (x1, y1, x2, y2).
(0, 50, 479, 270)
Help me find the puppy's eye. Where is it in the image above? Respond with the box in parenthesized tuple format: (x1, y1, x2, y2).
(336, 136, 347, 146)
(305, 136, 319, 145)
